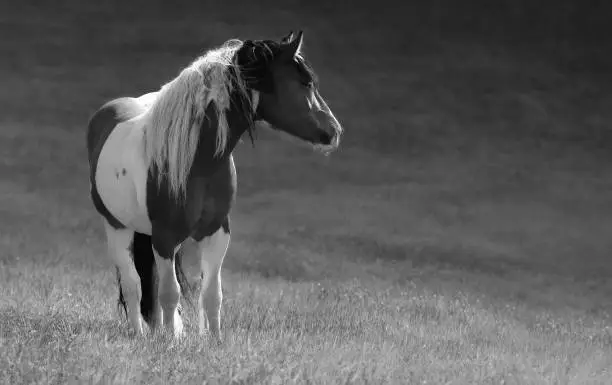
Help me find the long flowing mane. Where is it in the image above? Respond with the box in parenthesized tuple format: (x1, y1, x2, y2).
(143, 39, 250, 198)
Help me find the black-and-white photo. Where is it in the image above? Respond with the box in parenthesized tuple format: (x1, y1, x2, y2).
(1, 1, 611, 383)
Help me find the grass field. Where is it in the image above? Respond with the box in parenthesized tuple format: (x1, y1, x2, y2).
(2, 1, 612, 384)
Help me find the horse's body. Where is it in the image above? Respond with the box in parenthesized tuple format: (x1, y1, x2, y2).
(89, 97, 149, 232)
(90, 96, 242, 238)
(86, 32, 342, 341)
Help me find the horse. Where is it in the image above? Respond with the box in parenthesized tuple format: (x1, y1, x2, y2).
(86, 31, 343, 342)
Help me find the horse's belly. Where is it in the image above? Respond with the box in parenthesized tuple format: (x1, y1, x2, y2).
(95, 123, 152, 234)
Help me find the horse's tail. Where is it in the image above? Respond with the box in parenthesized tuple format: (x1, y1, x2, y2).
(117, 233, 193, 323)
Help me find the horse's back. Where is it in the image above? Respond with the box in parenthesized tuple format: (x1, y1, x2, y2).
(87, 97, 148, 229)
(87, 97, 146, 165)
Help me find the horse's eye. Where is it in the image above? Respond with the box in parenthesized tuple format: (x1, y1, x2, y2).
(302, 80, 314, 89)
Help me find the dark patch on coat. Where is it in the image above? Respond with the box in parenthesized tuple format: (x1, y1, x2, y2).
(131, 232, 158, 324)
(221, 216, 230, 234)
(86, 97, 146, 229)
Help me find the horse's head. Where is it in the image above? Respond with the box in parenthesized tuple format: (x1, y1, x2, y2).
(236, 31, 343, 154)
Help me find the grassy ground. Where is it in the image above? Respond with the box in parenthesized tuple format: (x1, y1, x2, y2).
(2, 1, 612, 384)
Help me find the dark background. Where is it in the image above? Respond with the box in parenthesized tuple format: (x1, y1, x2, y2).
(2, 0, 611, 140)
(2, 0, 612, 285)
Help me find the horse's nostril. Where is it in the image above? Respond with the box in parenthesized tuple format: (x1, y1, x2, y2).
(319, 131, 333, 145)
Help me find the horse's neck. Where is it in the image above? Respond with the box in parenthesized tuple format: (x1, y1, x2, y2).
(190, 93, 253, 176)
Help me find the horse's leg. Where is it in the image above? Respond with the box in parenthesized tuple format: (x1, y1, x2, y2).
(151, 229, 183, 339)
(195, 226, 230, 342)
(104, 221, 144, 336)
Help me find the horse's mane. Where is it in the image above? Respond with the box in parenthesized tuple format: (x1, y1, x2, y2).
(143, 39, 251, 198)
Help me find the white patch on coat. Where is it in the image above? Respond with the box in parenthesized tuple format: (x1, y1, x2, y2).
(251, 90, 260, 113)
(96, 116, 152, 235)
(136, 91, 159, 109)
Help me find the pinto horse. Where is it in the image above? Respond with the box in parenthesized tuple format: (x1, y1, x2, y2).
(86, 31, 343, 341)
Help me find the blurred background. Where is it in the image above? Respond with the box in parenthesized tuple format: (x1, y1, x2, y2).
(2, 0, 612, 285)
(2, 0, 611, 145)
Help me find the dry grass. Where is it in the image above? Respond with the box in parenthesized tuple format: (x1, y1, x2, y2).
(1, 1, 612, 384)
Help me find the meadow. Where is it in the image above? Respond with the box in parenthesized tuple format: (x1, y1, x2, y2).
(1, 1, 612, 383)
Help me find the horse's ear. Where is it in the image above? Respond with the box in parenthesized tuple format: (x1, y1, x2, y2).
(280, 30, 303, 60)
(281, 31, 294, 44)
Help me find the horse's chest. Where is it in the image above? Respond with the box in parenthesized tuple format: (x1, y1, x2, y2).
(147, 156, 237, 241)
